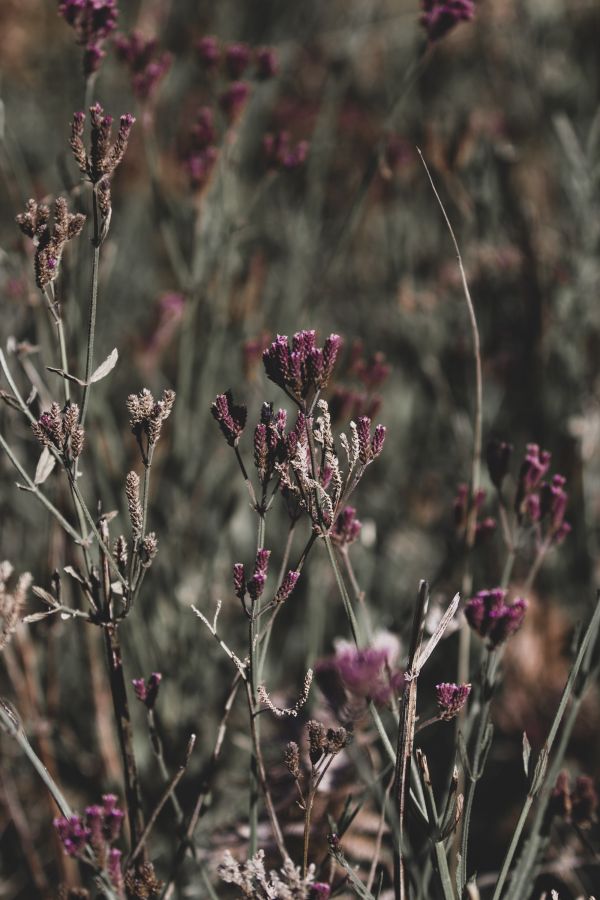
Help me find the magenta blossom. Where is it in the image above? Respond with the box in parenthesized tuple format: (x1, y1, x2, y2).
(420, 0, 475, 43)
(464, 588, 527, 649)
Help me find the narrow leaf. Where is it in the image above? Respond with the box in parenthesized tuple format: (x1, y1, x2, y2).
(34, 447, 56, 484)
(24, 609, 60, 623)
(90, 348, 118, 383)
(32, 586, 59, 608)
(416, 592, 460, 674)
(63, 565, 85, 584)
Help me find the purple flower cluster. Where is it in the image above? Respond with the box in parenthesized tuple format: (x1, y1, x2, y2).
(196, 36, 278, 81)
(420, 0, 475, 43)
(356, 416, 386, 466)
(114, 31, 172, 101)
(219, 81, 251, 121)
(58, 0, 118, 75)
(464, 588, 527, 649)
(515, 444, 571, 543)
(435, 682, 471, 720)
(263, 131, 309, 171)
(253, 403, 289, 484)
(453, 483, 497, 544)
(54, 794, 124, 875)
(132, 671, 162, 709)
(234, 549, 299, 608)
(262, 331, 342, 403)
(182, 107, 219, 193)
(331, 506, 362, 547)
(211, 390, 247, 446)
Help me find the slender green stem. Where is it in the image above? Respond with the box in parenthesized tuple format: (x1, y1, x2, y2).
(324, 534, 360, 645)
(80, 188, 101, 426)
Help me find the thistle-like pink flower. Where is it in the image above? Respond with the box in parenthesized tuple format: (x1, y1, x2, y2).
(464, 588, 527, 649)
(435, 682, 471, 720)
(132, 672, 162, 709)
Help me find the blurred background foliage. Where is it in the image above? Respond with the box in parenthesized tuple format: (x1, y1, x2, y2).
(1, 0, 600, 896)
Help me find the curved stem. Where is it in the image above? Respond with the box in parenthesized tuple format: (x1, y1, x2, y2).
(80, 188, 101, 426)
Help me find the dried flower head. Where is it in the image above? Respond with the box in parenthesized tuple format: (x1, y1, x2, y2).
(16, 197, 86, 289)
(464, 588, 527, 649)
(218, 849, 319, 898)
(127, 387, 175, 451)
(283, 741, 301, 778)
(1, 562, 32, 652)
(211, 390, 247, 446)
(435, 682, 471, 721)
(420, 0, 475, 43)
(31, 402, 85, 464)
(71, 104, 135, 186)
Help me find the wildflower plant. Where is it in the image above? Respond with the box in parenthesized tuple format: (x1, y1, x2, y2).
(1, 4, 600, 900)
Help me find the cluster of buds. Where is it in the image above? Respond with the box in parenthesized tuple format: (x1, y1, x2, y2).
(70, 105, 135, 229)
(1, 561, 32, 653)
(464, 588, 527, 649)
(58, 0, 118, 75)
(306, 720, 352, 766)
(514, 444, 571, 543)
(253, 402, 293, 485)
(356, 415, 386, 465)
(331, 506, 362, 547)
(182, 107, 219, 193)
(211, 390, 247, 447)
(16, 197, 86, 289)
(420, 0, 475, 43)
(54, 795, 125, 896)
(132, 672, 162, 710)
(127, 388, 175, 455)
(114, 31, 172, 101)
(453, 483, 497, 545)
(435, 682, 471, 721)
(263, 331, 342, 404)
(197, 36, 278, 80)
(550, 771, 598, 829)
(32, 402, 85, 465)
(263, 131, 309, 171)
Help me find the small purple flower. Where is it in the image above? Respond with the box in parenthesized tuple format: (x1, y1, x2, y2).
(219, 81, 250, 121)
(332, 639, 403, 705)
(211, 391, 247, 446)
(54, 814, 90, 856)
(420, 0, 475, 43)
(255, 46, 279, 79)
(58, 0, 118, 75)
(108, 847, 125, 895)
(464, 588, 527, 649)
(225, 43, 251, 79)
(435, 682, 471, 720)
(263, 132, 309, 170)
(310, 884, 332, 899)
(115, 31, 172, 101)
(132, 672, 162, 710)
(356, 416, 386, 465)
(332, 506, 362, 546)
(196, 35, 220, 69)
(274, 570, 300, 604)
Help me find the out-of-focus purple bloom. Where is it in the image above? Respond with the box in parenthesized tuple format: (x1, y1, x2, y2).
(332, 506, 362, 546)
(115, 31, 171, 101)
(310, 884, 332, 899)
(211, 391, 247, 446)
(356, 416, 386, 465)
(219, 81, 250, 121)
(435, 682, 471, 720)
(517, 443, 552, 501)
(572, 775, 598, 829)
(464, 588, 527, 649)
(475, 516, 497, 544)
(58, 0, 118, 75)
(196, 35, 220, 69)
(256, 46, 279, 79)
(132, 672, 162, 710)
(225, 43, 251, 79)
(420, 0, 475, 43)
(54, 815, 90, 856)
(263, 331, 342, 401)
(329, 634, 403, 705)
(108, 847, 125, 895)
(263, 131, 309, 171)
